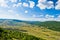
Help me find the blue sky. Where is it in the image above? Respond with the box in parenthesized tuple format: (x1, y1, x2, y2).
(0, 0, 60, 21)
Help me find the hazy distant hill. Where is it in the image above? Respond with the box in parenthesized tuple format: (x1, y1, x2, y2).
(28, 21, 60, 31)
(0, 19, 31, 26)
(22, 21, 60, 31)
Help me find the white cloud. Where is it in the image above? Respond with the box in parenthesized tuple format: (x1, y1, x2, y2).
(37, 3, 46, 9)
(0, 0, 8, 8)
(37, 0, 47, 9)
(55, 15, 60, 21)
(56, 0, 60, 4)
(38, 0, 46, 3)
(25, 10, 28, 13)
(57, 15, 60, 18)
(37, 0, 55, 10)
(9, 0, 17, 3)
(29, 1, 35, 8)
(31, 14, 44, 18)
(0, 3, 8, 8)
(23, 2, 29, 7)
(47, 1, 54, 9)
(17, 2, 22, 7)
(12, 4, 17, 7)
(32, 14, 55, 21)
(0, 9, 23, 19)
(45, 14, 54, 18)
(0, 10, 14, 19)
(0, 0, 5, 3)
(12, 2, 22, 7)
(55, 0, 60, 10)
(55, 4, 60, 10)
(8, 10, 14, 13)
(20, 17, 55, 21)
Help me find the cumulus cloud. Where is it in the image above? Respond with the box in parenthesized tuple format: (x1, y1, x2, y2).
(22, 1, 35, 8)
(37, 3, 46, 9)
(9, 0, 17, 3)
(37, 0, 55, 10)
(55, 0, 60, 10)
(29, 1, 35, 8)
(37, 0, 47, 9)
(42, 14, 55, 21)
(12, 4, 17, 7)
(12, 2, 22, 7)
(23, 2, 29, 7)
(57, 15, 60, 18)
(0, 0, 8, 8)
(29, 14, 57, 21)
(25, 10, 28, 13)
(38, 0, 46, 3)
(55, 4, 60, 10)
(46, 1, 54, 9)
(17, 2, 22, 7)
(32, 14, 44, 18)
(0, 0, 60, 10)
(45, 14, 54, 18)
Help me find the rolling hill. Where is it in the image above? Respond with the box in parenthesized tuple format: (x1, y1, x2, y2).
(0, 19, 60, 31)
(0, 19, 60, 40)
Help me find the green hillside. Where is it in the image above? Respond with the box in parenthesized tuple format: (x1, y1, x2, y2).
(31, 21, 60, 31)
(0, 19, 60, 40)
(0, 28, 44, 40)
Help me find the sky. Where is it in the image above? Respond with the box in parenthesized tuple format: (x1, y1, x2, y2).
(0, 0, 60, 21)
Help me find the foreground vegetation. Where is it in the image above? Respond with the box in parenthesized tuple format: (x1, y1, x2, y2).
(0, 28, 44, 40)
(0, 26, 60, 40)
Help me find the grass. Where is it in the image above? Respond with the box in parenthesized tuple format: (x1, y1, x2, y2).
(0, 26, 60, 40)
(19, 26, 60, 40)
(0, 27, 44, 40)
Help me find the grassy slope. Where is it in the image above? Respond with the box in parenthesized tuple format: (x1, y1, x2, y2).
(1, 26, 60, 40)
(19, 27, 60, 40)
(26, 21, 60, 31)
(0, 28, 44, 40)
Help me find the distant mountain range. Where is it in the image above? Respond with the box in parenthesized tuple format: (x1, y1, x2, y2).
(0, 19, 60, 31)
(0, 19, 30, 26)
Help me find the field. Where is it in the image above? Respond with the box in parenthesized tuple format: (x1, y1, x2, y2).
(0, 26, 60, 40)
